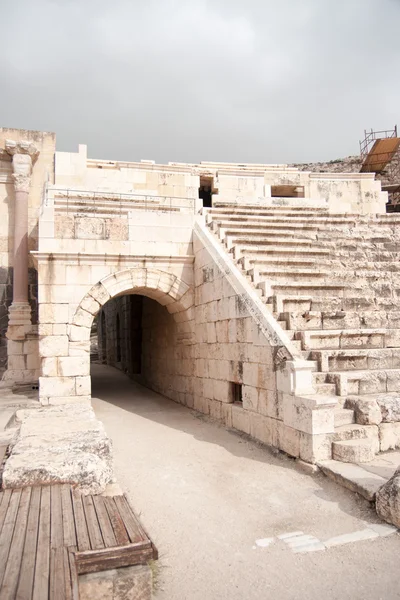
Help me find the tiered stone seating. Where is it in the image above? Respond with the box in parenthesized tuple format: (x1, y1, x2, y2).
(207, 202, 400, 464)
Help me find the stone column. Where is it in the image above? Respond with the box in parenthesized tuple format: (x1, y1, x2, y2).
(3, 140, 39, 383)
(5, 140, 39, 328)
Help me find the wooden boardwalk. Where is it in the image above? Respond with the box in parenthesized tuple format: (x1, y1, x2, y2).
(0, 484, 158, 599)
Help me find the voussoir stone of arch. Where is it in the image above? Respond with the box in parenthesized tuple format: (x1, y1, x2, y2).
(158, 272, 177, 294)
(130, 268, 147, 288)
(145, 269, 162, 291)
(80, 294, 101, 316)
(73, 307, 94, 328)
(88, 282, 111, 307)
(169, 278, 190, 301)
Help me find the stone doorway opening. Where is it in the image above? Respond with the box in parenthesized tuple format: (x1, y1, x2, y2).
(38, 268, 194, 407)
(199, 176, 214, 207)
(90, 291, 194, 403)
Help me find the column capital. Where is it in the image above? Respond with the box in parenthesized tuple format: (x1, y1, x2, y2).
(5, 139, 39, 162)
(5, 139, 40, 192)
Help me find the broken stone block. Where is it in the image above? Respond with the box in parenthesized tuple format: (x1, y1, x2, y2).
(376, 394, 400, 422)
(346, 396, 382, 426)
(2, 403, 113, 495)
(379, 423, 400, 452)
(376, 467, 400, 529)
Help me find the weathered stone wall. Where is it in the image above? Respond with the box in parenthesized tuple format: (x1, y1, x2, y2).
(191, 234, 292, 453)
(98, 295, 143, 374)
(141, 297, 195, 405)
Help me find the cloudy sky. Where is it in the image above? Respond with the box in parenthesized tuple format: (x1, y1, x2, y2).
(2, 0, 399, 164)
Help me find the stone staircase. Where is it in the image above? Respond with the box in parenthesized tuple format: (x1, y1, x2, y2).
(206, 202, 400, 464)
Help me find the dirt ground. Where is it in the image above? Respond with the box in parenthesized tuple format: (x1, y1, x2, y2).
(91, 363, 400, 600)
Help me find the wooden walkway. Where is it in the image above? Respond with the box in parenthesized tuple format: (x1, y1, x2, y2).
(0, 484, 158, 599)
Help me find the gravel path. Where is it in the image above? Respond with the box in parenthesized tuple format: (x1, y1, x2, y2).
(92, 363, 400, 600)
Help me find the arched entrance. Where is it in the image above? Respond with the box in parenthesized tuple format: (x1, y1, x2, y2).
(39, 267, 194, 405)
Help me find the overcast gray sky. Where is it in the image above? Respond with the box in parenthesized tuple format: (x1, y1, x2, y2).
(2, 0, 399, 164)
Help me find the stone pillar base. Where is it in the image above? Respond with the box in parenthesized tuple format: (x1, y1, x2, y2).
(7, 302, 32, 329)
(3, 304, 38, 384)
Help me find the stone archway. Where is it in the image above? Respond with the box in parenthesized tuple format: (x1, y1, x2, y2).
(39, 267, 194, 405)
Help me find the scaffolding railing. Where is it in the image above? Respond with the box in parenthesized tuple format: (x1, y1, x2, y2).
(360, 126, 398, 160)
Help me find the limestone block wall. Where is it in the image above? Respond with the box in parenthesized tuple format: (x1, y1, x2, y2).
(191, 231, 293, 454)
(39, 186, 195, 258)
(309, 173, 386, 214)
(54, 145, 200, 205)
(140, 298, 195, 405)
(98, 295, 143, 373)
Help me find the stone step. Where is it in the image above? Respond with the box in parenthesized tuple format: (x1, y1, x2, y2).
(228, 235, 317, 248)
(297, 329, 388, 351)
(240, 256, 400, 272)
(252, 274, 400, 294)
(315, 383, 337, 396)
(210, 204, 330, 215)
(274, 295, 400, 315)
(221, 227, 395, 246)
(232, 246, 331, 260)
(333, 423, 379, 445)
(309, 348, 400, 372)
(327, 368, 400, 396)
(259, 281, 350, 299)
(332, 438, 376, 463)
(209, 214, 364, 225)
(334, 409, 355, 427)
(317, 460, 386, 501)
(249, 267, 329, 284)
(313, 372, 330, 385)
(282, 310, 398, 332)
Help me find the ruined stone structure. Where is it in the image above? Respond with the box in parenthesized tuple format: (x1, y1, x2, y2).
(1, 126, 400, 471)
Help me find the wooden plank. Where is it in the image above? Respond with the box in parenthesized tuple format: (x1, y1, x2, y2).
(62, 549, 71, 600)
(103, 497, 129, 546)
(32, 486, 51, 600)
(75, 541, 153, 575)
(16, 486, 42, 600)
(68, 549, 80, 600)
(60, 486, 76, 548)
(71, 490, 90, 552)
(50, 485, 63, 549)
(82, 495, 104, 550)
(123, 494, 159, 560)
(49, 547, 66, 600)
(0, 488, 22, 587)
(92, 496, 117, 548)
(114, 495, 145, 543)
(0, 489, 12, 537)
(1, 486, 32, 598)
